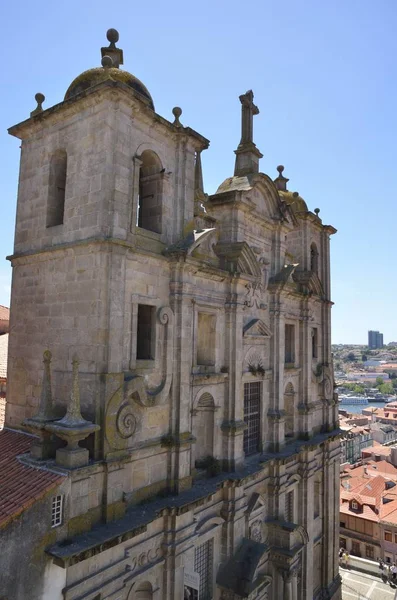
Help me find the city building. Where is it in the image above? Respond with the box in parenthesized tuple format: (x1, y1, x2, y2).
(0, 30, 341, 600)
(368, 331, 384, 350)
(339, 416, 372, 464)
(370, 423, 397, 445)
(340, 457, 397, 564)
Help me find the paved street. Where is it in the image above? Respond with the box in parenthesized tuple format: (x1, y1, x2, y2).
(341, 568, 396, 599)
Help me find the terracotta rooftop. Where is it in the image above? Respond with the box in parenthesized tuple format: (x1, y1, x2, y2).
(340, 500, 378, 522)
(362, 445, 393, 457)
(380, 499, 397, 524)
(0, 305, 9, 321)
(0, 333, 8, 379)
(0, 429, 65, 529)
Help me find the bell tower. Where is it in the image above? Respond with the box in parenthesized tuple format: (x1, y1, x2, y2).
(6, 30, 208, 440)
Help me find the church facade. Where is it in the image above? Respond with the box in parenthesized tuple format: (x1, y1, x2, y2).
(2, 29, 341, 600)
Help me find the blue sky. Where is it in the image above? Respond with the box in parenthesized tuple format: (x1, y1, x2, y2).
(1, 0, 396, 344)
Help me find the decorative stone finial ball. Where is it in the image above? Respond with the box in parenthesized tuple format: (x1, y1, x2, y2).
(293, 191, 299, 198)
(35, 92, 45, 104)
(172, 106, 182, 119)
(43, 350, 52, 361)
(107, 28, 119, 44)
(277, 165, 284, 174)
(101, 55, 113, 68)
(314, 208, 320, 215)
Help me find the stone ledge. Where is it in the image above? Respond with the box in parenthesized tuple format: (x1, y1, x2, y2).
(46, 429, 340, 567)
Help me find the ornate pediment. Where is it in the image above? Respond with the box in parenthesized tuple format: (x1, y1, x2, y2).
(214, 242, 262, 278)
(243, 319, 272, 339)
(292, 270, 324, 297)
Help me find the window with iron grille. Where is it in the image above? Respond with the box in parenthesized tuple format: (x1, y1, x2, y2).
(194, 539, 213, 600)
(243, 382, 261, 456)
(51, 495, 63, 527)
(365, 545, 374, 559)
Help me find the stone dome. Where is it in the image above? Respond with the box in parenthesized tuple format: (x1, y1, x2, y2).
(64, 67, 154, 109)
(64, 29, 154, 110)
(279, 190, 308, 213)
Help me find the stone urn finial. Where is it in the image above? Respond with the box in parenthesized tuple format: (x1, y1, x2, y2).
(46, 355, 100, 468)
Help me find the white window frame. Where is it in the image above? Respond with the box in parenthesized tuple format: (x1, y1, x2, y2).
(51, 495, 63, 527)
(351, 501, 358, 510)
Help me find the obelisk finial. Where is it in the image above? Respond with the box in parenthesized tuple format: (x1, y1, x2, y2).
(57, 355, 86, 427)
(32, 350, 56, 422)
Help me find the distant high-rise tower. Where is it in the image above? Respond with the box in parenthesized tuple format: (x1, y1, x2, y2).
(368, 330, 384, 349)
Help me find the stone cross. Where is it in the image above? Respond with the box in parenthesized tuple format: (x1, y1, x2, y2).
(239, 90, 259, 145)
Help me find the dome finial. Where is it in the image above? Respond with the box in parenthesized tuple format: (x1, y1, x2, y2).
(274, 164, 289, 191)
(101, 28, 123, 68)
(107, 28, 119, 47)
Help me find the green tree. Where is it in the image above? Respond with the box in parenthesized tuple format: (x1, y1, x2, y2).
(361, 353, 368, 362)
(346, 352, 356, 362)
(352, 384, 366, 394)
(379, 382, 394, 395)
(375, 377, 384, 388)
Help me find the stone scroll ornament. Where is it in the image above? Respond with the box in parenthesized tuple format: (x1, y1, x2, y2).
(126, 306, 174, 407)
(105, 307, 174, 449)
(116, 403, 137, 439)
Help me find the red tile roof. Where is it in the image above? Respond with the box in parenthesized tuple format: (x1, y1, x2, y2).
(0, 306, 9, 321)
(0, 333, 8, 379)
(340, 500, 379, 522)
(0, 429, 65, 529)
(380, 499, 397, 524)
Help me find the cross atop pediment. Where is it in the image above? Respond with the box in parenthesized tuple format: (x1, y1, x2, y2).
(234, 90, 263, 177)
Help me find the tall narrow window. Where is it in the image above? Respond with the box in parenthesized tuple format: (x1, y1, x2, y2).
(285, 490, 294, 522)
(314, 479, 321, 518)
(285, 324, 295, 364)
(312, 327, 318, 359)
(243, 382, 261, 456)
(47, 150, 67, 227)
(284, 382, 295, 438)
(137, 150, 163, 233)
(136, 304, 154, 360)
(197, 313, 216, 366)
(194, 539, 213, 600)
(192, 393, 215, 466)
(310, 243, 319, 273)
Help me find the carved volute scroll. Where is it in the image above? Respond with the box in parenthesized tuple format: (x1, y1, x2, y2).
(105, 306, 174, 452)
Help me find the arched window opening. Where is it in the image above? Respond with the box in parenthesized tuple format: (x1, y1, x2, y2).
(137, 150, 163, 234)
(133, 581, 153, 600)
(284, 382, 295, 439)
(47, 150, 67, 227)
(192, 393, 215, 466)
(310, 243, 319, 274)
